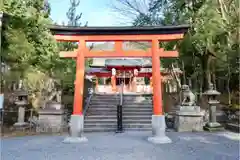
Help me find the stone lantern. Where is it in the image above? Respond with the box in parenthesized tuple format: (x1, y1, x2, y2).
(203, 83, 224, 131)
(13, 89, 29, 128)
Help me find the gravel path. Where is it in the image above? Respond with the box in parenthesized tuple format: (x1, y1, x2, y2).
(1, 131, 239, 160)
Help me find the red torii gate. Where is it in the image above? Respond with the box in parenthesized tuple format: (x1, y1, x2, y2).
(49, 25, 188, 144)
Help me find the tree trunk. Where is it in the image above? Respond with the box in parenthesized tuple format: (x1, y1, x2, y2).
(181, 60, 186, 85)
(201, 54, 211, 91)
(211, 59, 217, 89)
(227, 55, 231, 105)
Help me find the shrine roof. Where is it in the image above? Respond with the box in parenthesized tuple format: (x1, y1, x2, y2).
(85, 68, 109, 73)
(91, 58, 152, 68)
(85, 67, 182, 74)
(105, 59, 149, 67)
(49, 25, 189, 35)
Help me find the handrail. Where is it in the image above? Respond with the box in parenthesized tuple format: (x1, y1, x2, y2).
(83, 93, 94, 116)
(119, 83, 123, 106)
(116, 82, 124, 133)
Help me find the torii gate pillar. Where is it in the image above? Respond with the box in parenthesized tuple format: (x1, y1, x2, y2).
(63, 40, 88, 143)
(147, 39, 171, 144)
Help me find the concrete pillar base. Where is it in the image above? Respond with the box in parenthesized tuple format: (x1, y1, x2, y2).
(147, 136, 172, 144)
(63, 114, 88, 143)
(63, 136, 88, 143)
(13, 122, 29, 128)
(203, 122, 224, 132)
(148, 115, 172, 144)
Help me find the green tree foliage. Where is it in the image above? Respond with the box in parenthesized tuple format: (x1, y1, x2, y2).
(2, 0, 58, 80)
(112, 0, 239, 104)
(57, 0, 92, 93)
(1, 0, 92, 108)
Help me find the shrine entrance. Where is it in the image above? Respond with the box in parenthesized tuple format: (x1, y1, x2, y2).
(116, 78, 130, 85)
(49, 25, 188, 144)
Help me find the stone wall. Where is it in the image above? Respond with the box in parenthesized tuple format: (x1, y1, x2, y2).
(37, 104, 66, 133)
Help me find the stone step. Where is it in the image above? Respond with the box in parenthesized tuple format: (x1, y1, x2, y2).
(84, 119, 151, 124)
(123, 108, 152, 111)
(124, 128, 151, 131)
(123, 102, 152, 104)
(88, 107, 151, 110)
(91, 95, 118, 98)
(91, 98, 151, 101)
(85, 119, 117, 123)
(89, 105, 117, 108)
(84, 128, 151, 132)
(84, 124, 151, 130)
(123, 123, 152, 128)
(86, 112, 116, 116)
(84, 127, 116, 132)
(123, 104, 152, 106)
(84, 127, 151, 132)
(123, 115, 152, 120)
(87, 110, 152, 114)
(122, 106, 152, 109)
(91, 97, 119, 100)
(85, 115, 151, 120)
(85, 115, 117, 119)
(92, 96, 119, 99)
(84, 123, 117, 128)
(88, 108, 152, 112)
(86, 111, 152, 116)
(123, 100, 152, 102)
(85, 113, 117, 116)
(90, 104, 118, 106)
(123, 112, 152, 116)
(123, 119, 151, 123)
(91, 99, 119, 101)
(88, 108, 117, 111)
(225, 123, 240, 133)
(89, 105, 152, 108)
(86, 108, 116, 112)
(124, 111, 152, 114)
(123, 96, 151, 99)
(124, 95, 152, 97)
(123, 104, 152, 107)
(90, 102, 118, 105)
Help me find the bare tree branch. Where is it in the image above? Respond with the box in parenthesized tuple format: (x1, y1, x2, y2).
(110, 0, 151, 23)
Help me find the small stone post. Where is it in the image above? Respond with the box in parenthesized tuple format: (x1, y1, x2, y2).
(203, 83, 224, 131)
(13, 90, 29, 128)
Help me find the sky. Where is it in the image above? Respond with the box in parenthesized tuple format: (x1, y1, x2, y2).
(49, 0, 131, 26)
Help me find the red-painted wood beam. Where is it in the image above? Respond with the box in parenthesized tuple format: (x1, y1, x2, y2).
(152, 39, 163, 115)
(73, 40, 86, 115)
(115, 41, 123, 52)
(85, 50, 151, 58)
(160, 51, 178, 57)
(54, 34, 184, 42)
(59, 51, 77, 58)
(59, 49, 178, 58)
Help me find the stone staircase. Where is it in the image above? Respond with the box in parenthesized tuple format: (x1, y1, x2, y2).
(84, 94, 153, 132)
(84, 94, 119, 132)
(122, 95, 152, 131)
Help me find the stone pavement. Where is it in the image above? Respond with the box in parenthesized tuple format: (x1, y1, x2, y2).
(1, 131, 239, 160)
